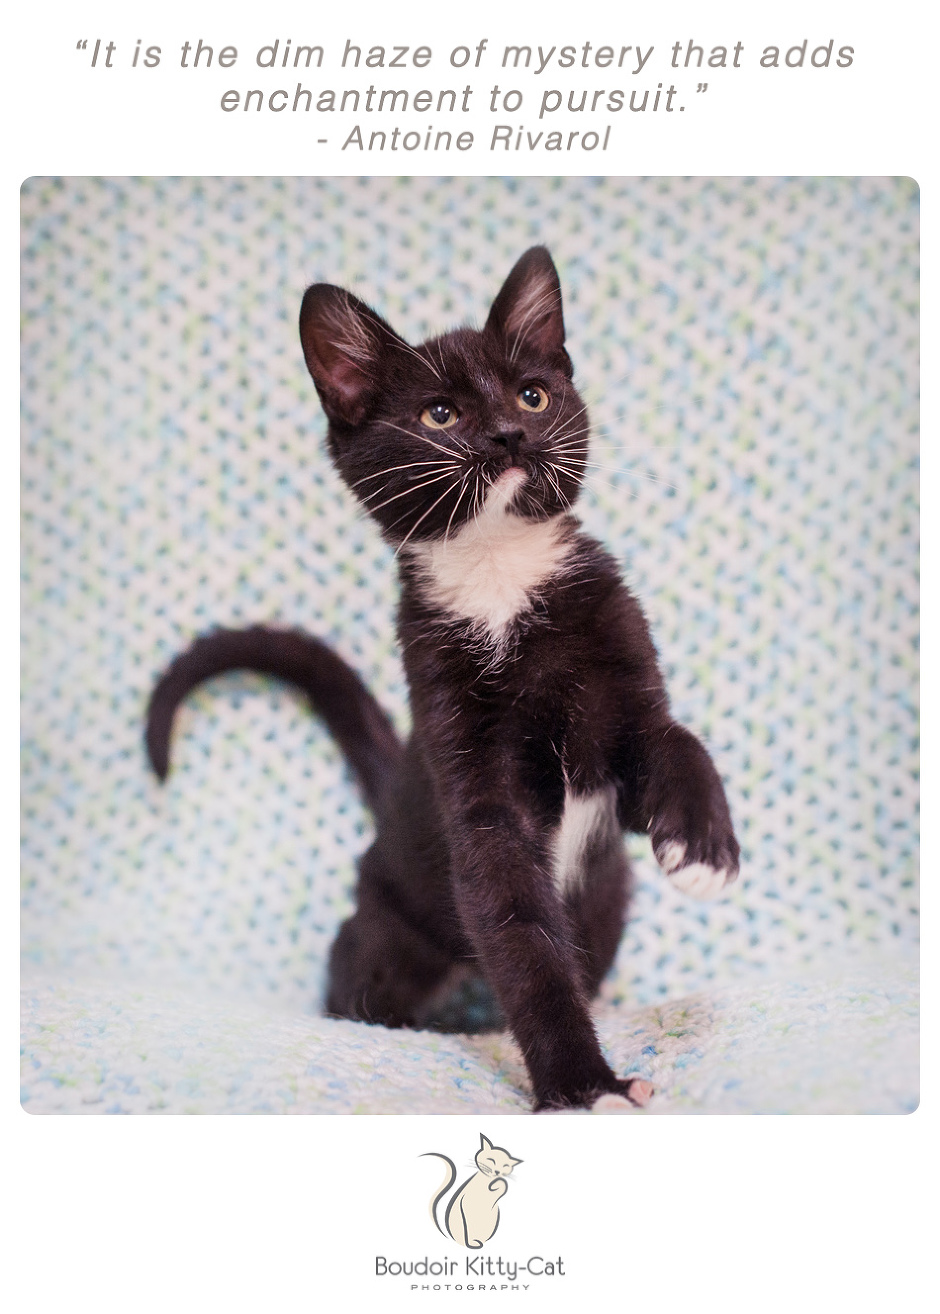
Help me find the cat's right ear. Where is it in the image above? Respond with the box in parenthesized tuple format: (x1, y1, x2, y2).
(485, 246, 571, 374)
(299, 285, 399, 427)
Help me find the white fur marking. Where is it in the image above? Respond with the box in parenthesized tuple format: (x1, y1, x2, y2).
(406, 469, 573, 646)
(591, 1093, 635, 1113)
(657, 840, 687, 874)
(656, 839, 731, 900)
(592, 1079, 654, 1112)
(668, 862, 730, 901)
(552, 787, 618, 895)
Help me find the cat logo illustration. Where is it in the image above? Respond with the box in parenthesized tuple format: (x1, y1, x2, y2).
(422, 1134, 522, 1249)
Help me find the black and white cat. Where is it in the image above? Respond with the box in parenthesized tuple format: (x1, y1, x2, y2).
(146, 247, 739, 1112)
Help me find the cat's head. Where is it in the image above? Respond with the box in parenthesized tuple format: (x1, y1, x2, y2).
(474, 1133, 522, 1179)
(299, 247, 588, 548)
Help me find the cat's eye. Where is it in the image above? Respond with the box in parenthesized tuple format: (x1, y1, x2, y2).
(517, 385, 549, 413)
(420, 402, 459, 430)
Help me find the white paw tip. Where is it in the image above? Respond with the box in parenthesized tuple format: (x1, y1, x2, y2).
(592, 1079, 654, 1112)
(656, 840, 687, 874)
(668, 861, 731, 900)
(625, 1078, 654, 1106)
(591, 1093, 635, 1114)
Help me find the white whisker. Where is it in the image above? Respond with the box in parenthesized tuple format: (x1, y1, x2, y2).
(581, 462, 678, 489)
(442, 474, 472, 544)
(382, 420, 471, 458)
(552, 453, 678, 490)
(542, 404, 589, 445)
(377, 322, 442, 381)
(395, 477, 464, 556)
(360, 468, 458, 514)
(350, 458, 457, 489)
(549, 435, 591, 451)
(535, 459, 567, 503)
(471, 469, 488, 520)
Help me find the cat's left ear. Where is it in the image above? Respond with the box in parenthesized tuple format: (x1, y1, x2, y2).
(479, 1134, 494, 1151)
(509, 1157, 523, 1168)
(485, 246, 571, 373)
(299, 283, 403, 428)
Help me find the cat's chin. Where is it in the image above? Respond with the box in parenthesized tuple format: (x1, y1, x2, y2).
(486, 466, 529, 515)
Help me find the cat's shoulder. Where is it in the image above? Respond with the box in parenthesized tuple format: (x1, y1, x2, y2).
(563, 526, 646, 603)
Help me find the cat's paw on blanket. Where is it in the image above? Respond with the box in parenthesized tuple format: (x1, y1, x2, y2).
(592, 1078, 654, 1112)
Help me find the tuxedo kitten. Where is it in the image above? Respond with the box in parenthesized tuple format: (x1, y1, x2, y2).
(146, 247, 739, 1112)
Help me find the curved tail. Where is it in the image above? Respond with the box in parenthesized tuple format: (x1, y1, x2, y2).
(145, 626, 403, 820)
(421, 1153, 457, 1239)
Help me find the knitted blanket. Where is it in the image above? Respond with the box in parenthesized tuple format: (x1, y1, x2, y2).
(21, 957, 917, 1114)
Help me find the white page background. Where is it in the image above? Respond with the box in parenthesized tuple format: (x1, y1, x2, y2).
(7, 2, 931, 1310)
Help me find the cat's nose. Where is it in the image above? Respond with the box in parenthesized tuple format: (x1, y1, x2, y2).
(488, 430, 525, 463)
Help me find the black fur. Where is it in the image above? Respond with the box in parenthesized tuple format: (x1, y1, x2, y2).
(146, 247, 739, 1111)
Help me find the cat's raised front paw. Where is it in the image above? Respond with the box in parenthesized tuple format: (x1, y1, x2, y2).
(646, 727, 740, 899)
(656, 840, 736, 900)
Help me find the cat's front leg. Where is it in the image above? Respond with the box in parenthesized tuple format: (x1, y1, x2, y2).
(451, 857, 623, 1108)
(641, 721, 740, 899)
(435, 782, 631, 1110)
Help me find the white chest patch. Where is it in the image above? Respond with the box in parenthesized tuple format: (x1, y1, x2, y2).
(552, 787, 619, 895)
(406, 469, 574, 647)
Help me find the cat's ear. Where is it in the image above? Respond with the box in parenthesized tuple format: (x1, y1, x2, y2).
(485, 246, 570, 369)
(299, 284, 401, 426)
(479, 1134, 494, 1151)
(509, 1157, 523, 1168)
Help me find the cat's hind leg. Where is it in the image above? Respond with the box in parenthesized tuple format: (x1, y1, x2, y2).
(325, 845, 460, 1028)
(326, 900, 457, 1027)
